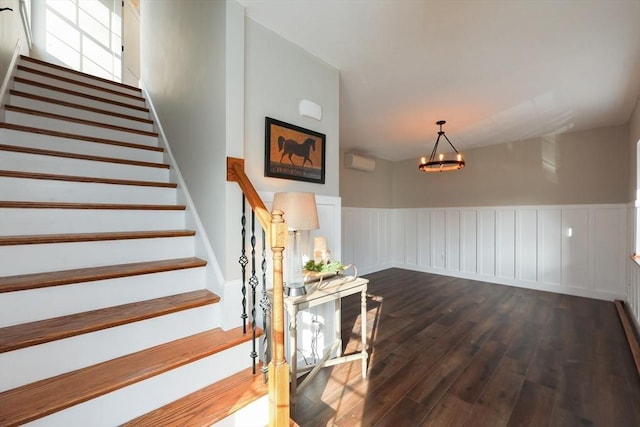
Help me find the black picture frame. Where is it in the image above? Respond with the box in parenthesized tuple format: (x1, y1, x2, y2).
(265, 117, 326, 184)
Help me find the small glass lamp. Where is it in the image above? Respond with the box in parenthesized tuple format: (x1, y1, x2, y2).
(272, 192, 320, 296)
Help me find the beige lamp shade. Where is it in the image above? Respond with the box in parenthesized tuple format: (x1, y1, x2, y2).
(272, 192, 319, 231)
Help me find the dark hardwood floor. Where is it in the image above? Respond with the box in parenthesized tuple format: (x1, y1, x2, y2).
(292, 268, 640, 426)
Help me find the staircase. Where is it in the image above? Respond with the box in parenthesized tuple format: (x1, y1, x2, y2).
(0, 56, 266, 426)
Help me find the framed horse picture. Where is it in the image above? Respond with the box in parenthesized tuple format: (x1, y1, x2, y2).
(264, 117, 326, 184)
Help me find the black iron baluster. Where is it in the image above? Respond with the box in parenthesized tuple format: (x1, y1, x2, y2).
(239, 197, 248, 334)
(259, 228, 270, 383)
(249, 210, 259, 373)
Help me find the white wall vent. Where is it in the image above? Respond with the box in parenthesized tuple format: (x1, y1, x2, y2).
(344, 153, 375, 172)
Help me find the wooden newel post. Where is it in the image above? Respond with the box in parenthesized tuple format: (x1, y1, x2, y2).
(268, 210, 290, 426)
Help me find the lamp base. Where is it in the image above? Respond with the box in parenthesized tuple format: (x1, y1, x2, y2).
(285, 282, 307, 296)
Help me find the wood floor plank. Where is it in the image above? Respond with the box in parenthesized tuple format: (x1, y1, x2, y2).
(506, 380, 555, 427)
(291, 268, 640, 426)
(420, 394, 473, 427)
(461, 356, 526, 426)
(446, 339, 508, 405)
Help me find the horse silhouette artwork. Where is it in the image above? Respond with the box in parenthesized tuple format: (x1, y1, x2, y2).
(278, 136, 316, 167)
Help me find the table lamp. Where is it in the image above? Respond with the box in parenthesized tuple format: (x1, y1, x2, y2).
(272, 192, 319, 296)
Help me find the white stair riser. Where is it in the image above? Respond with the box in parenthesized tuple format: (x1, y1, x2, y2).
(0, 304, 218, 391)
(13, 81, 150, 119)
(9, 94, 154, 132)
(0, 267, 206, 327)
(1, 208, 185, 235)
(0, 177, 176, 204)
(0, 151, 169, 182)
(18, 60, 143, 98)
(5, 110, 158, 147)
(16, 69, 147, 108)
(25, 343, 254, 427)
(0, 236, 196, 276)
(0, 127, 164, 163)
(214, 396, 269, 427)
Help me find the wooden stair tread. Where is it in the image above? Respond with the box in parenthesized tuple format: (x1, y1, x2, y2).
(0, 144, 169, 169)
(0, 229, 196, 246)
(13, 76, 149, 112)
(0, 201, 184, 209)
(20, 55, 142, 93)
(5, 105, 158, 137)
(10, 90, 154, 124)
(0, 257, 207, 293)
(0, 325, 261, 426)
(17, 65, 146, 102)
(123, 364, 268, 426)
(0, 289, 220, 353)
(0, 123, 163, 152)
(0, 170, 175, 187)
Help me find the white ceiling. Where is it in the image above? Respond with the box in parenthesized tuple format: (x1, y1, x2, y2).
(238, 0, 640, 161)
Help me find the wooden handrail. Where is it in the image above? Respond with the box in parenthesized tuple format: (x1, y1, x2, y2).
(227, 157, 290, 426)
(227, 157, 271, 232)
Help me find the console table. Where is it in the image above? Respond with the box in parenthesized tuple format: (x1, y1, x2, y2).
(283, 275, 369, 404)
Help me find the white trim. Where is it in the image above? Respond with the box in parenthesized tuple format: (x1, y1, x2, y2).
(19, 0, 33, 49)
(0, 41, 23, 121)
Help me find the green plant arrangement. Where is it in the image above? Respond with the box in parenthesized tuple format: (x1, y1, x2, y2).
(303, 259, 345, 273)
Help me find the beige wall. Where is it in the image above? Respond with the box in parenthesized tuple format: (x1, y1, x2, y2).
(390, 125, 629, 208)
(339, 149, 393, 208)
(244, 18, 340, 197)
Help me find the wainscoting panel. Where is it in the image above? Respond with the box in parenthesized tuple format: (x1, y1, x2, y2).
(592, 207, 625, 295)
(431, 210, 446, 270)
(538, 208, 562, 285)
(479, 210, 496, 277)
(627, 205, 640, 326)
(461, 210, 477, 274)
(418, 210, 431, 268)
(404, 209, 418, 267)
(562, 208, 590, 289)
(446, 210, 461, 272)
(496, 209, 516, 280)
(629, 257, 640, 327)
(517, 209, 538, 282)
(343, 208, 393, 276)
(342, 204, 628, 301)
